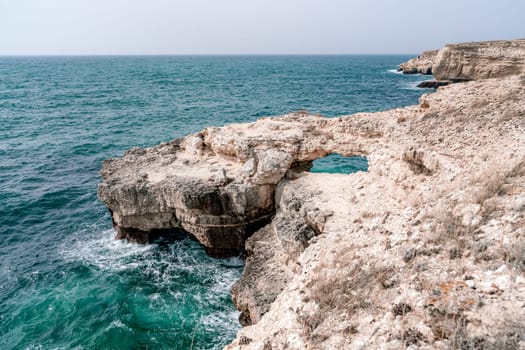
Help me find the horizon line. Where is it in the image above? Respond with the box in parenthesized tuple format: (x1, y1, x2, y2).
(0, 53, 417, 57)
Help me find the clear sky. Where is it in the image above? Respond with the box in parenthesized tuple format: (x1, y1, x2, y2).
(0, 0, 523, 55)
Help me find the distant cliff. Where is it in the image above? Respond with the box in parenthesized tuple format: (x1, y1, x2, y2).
(432, 39, 525, 80)
(400, 39, 525, 82)
(399, 49, 437, 75)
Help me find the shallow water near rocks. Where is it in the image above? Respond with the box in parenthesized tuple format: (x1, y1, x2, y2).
(0, 55, 429, 349)
(311, 154, 368, 174)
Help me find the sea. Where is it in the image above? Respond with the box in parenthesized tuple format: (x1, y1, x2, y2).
(0, 55, 431, 349)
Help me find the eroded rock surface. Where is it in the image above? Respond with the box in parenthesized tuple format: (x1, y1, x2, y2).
(432, 39, 525, 81)
(98, 40, 525, 349)
(226, 75, 525, 349)
(399, 50, 437, 75)
(98, 111, 380, 256)
(231, 179, 331, 326)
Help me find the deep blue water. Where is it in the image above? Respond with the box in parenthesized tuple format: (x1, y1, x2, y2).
(0, 55, 430, 349)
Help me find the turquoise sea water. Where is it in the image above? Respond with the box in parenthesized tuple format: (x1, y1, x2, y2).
(0, 56, 430, 349)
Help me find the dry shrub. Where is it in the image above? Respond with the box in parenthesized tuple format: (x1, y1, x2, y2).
(397, 115, 407, 123)
(441, 209, 473, 237)
(431, 207, 473, 255)
(402, 328, 425, 347)
(489, 318, 525, 350)
(430, 158, 525, 257)
(449, 316, 524, 350)
(300, 250, 398, 345)
(392, 302, 412, 316)
(306, 261, 374, 315)
(471, 170, 506, 207)
(427, 307, 478, 349)
(427, 282, 525, 349)
(474, 158, 525, 208)
(503, 236, 525, 273)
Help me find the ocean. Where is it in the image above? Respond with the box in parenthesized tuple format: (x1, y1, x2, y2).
(0, 55, 430, 349)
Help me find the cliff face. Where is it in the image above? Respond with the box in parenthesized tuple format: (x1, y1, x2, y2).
(98, 113, 380, 256)
(99, 100, 406, 258)
(98, 40, 525, 349)
(399, 50, 438, 75)
(400, 39, 525, 81)
(432, 39, 525, 81)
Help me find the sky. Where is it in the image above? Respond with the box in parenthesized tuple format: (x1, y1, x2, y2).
(0, 0, 523, 55)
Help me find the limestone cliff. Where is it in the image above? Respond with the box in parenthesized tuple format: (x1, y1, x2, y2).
(399, 50, 437, 75)
(401, 39, 525, 82)
(98, 40, 525, 349)
(97, 113, 378, 256)
(432, 39, 525, 81)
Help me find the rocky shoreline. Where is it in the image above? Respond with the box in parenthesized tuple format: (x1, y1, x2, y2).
(398, 49, 437, 75)
(98, 40, 525, 349)
(400, 39, 525, 89)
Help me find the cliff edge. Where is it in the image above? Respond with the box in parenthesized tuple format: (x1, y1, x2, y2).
(432, 39, 525, 81)
(399, 50, 438, 75)
(98, 40, 525, 349)
(400, 39, 525, 82)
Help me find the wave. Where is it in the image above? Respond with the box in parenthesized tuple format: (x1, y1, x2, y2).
(61, 229, 157, 272)
(388, 69, 403, 74)
(60, 227, 243, 302)
(401, 81, 434, 91)
(57, 227, 242, 348)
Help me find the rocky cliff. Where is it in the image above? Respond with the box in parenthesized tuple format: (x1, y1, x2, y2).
(225, 75, 525, 350)
(400, 39, 525, 82)
(399, 50, 437, 75)
(432, 39, 525, 81)
(97, 112, 378, 257)
(98, 40, 525, 349)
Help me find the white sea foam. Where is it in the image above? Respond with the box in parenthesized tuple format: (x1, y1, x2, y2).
(26, 345, 67, 350)
(220, 256, 244, 268)
(388, 69, 403, 74)
(402, 81, 425, 91)
(107, 319, 132, 331)
(61, 228, 243, 298)
(61, 229, 156, 272)
(148, 292, 162, 302)
(200, 310, 241, 342)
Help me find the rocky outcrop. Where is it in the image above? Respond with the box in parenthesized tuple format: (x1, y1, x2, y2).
(432, 39, 525, 81)
(231, 180, 331, 326)
(98, 111, 381, 256)
(98, 140, 276, 257)
(416, 80, 452, 89)
(98, 40, 525, 349)
(399, 50, 437, 75)
(225, 74, 525, 350)
(406, 40, 525, 88)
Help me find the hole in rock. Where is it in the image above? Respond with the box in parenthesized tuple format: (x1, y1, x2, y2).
(310, 154, 368, 174)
